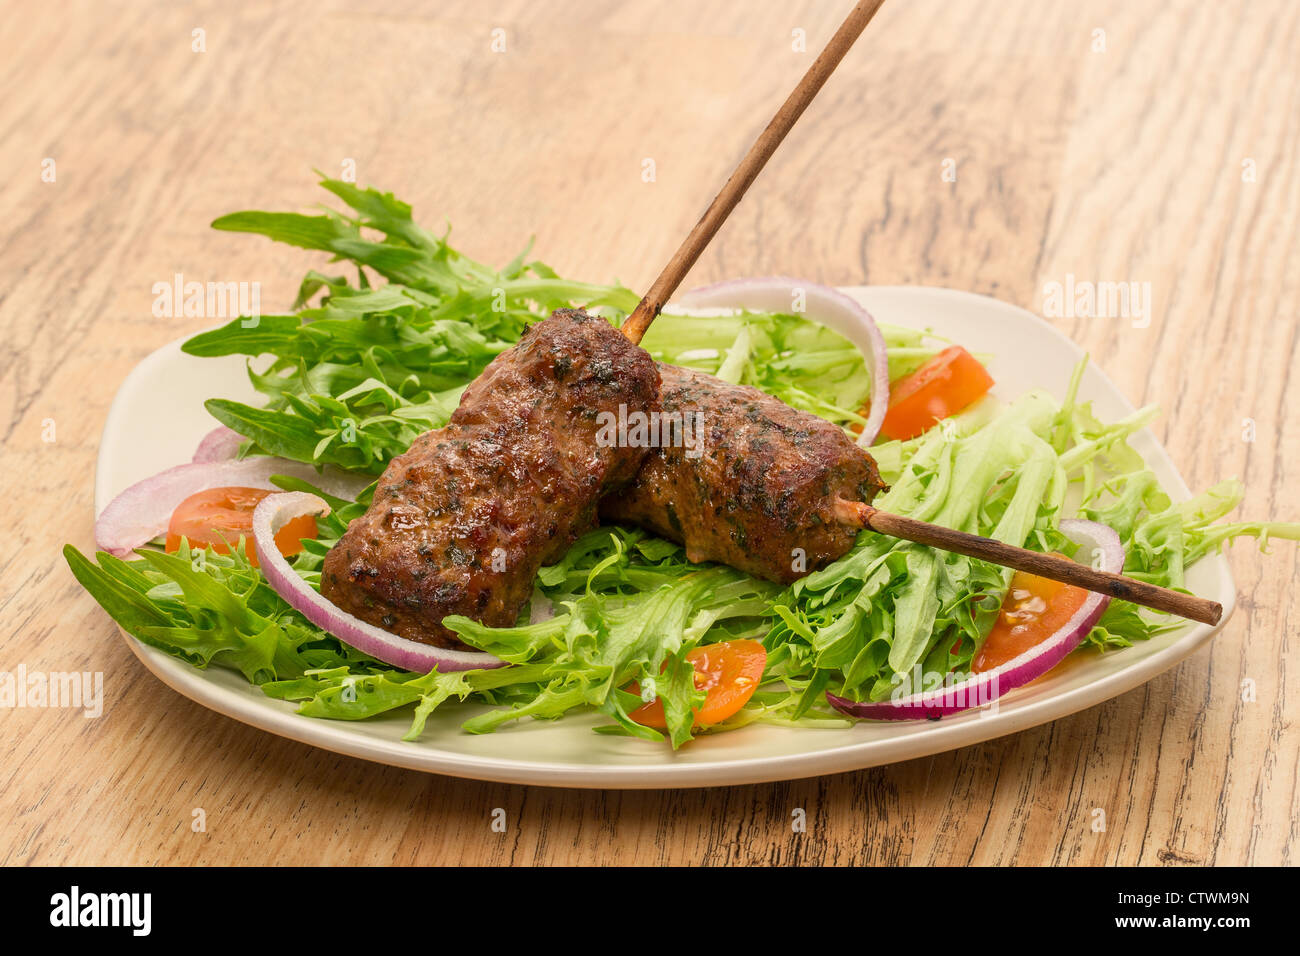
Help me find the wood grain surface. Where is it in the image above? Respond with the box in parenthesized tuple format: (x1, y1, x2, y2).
(2, 0, 1296, 866)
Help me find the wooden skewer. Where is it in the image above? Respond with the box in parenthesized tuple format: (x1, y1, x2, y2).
(620, 0, 888, 345)
(835, 500, 1223, 625)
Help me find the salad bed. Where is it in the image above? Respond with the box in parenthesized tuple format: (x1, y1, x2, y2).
(65, 178, 1297, 749)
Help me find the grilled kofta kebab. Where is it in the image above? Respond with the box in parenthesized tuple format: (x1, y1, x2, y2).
(601, 363, 886, 584)
(319, 327, 885, 649)
(321, 309, 659, 647)
(600, 361, 1220, 624)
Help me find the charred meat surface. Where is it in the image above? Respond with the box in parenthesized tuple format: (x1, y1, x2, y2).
(322, 309, 660, 648)
(600, 364, 886, 583)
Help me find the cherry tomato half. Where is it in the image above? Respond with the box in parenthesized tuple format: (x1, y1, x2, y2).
(878, 346, 994, 441)
(629, 638, 768, 729)
(165, 486, 316, 568)
(972, 561, 1091, 673)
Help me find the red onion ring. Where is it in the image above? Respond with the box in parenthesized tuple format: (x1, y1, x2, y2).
(95, 457, 371, 557)
(827, 519, 1125, 720)
(674, 277, 890, 446)
(252, 492, 504, 673)
(192, 425, 244, 463)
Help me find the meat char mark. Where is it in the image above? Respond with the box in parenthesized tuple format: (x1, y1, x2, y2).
(600, 364, 887, 583)
(321, 308, 660, 649)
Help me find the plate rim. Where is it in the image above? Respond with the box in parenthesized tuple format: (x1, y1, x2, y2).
(94, 285, 1236, 788)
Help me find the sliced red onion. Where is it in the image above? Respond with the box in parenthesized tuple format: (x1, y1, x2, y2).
(95, 457, 371, 557)
(674, 277, 890, 446)
(827, 519, 1125, 720)
(252, 492, 504, 673)
(193, 425, 244, 463)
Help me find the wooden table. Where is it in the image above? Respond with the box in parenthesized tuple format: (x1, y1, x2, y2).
(3, 0, 1296, 866)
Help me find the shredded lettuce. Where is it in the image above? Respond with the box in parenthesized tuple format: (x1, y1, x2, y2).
(767, 365, 1298, 711)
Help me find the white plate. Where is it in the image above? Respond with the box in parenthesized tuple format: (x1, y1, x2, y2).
(94, 287, 1235, 788)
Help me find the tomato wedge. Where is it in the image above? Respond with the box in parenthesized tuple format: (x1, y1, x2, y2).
(877, 346, 994, 441)
(972, 560, 1091, 673)
(628, 638, 768, 729)
(165, 486, 317, 568)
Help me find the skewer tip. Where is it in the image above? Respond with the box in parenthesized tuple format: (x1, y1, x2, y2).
(834, 497, 877, 528)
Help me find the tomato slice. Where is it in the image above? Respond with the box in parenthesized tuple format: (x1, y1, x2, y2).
(877, 346, 994, 441)
(628, 638, 768, 729)
(165, 486, 317, 568)
(972, 560, 1091, 673)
